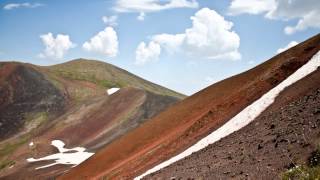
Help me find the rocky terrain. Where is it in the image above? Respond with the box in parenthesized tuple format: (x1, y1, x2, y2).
(0, 63, 65, 139)
(146, 66, 320, 179)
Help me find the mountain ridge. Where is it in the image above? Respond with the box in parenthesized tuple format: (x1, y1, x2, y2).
(59, 33, 320, 179)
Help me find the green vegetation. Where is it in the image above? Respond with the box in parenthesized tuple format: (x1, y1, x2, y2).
(46, 73, 64, 91)
(24, 112, 49, 131)
(0, 134, 30, 172)
(48, 59, 185, 99)
(282, 146, 320, 180)
(0, 135, 29, 158)
(282, 165, 320, 180)
(0, 159, 15, 170)
(0, 113, 46, 164)
(98, 79, 123, 88)
(52, 70, 122, 89)
(25, 111, 48, 122)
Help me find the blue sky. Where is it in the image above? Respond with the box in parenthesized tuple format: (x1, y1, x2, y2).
(0, 0, 319, 95)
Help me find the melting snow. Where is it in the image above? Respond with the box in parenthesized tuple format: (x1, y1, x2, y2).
(107, 88, 120, 95)
(135, 51, 320, 179)
(27, 140, 94, 170)
(29, 142, 34, 146)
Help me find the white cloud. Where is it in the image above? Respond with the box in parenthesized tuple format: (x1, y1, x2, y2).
(114, 0, 198, 20)
(276, 41, 298, 54)
(228, 0, 275, 15)
(137, 12, 146, 21)
(39, 33, 75, 59)
(3, 2, 44, 10)
(135, 41, 161, 65)
(102, 15, 118, 26)
(152, 33, 185, 53)
(283, 11, 320, 35)
(114, 0, 198, 12)
(83, 27, 119, 57)
(228, 0, 320, 35)
(135, 8, 241, 65)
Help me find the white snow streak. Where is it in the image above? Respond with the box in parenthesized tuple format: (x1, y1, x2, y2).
(135, 50, 320, 179)
(27, 140, 94, 170)
(107, 87, 120, 95)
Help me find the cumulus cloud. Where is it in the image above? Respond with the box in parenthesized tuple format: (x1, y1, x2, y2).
(39, 33, 75, 59)
(102, 15, 118, 26)
(135, 41, 161, 65)
(227, 0, 320, 35)
(152, 33, 185, 53)
(277, 41, 298, 54)
(114, 0, 198, 20)
(83, 27, 119, 57)
(3, 2, 44, 10)
(135, 8, 241, 65)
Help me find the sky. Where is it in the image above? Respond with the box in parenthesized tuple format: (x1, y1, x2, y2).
(0, 0, 319, 95)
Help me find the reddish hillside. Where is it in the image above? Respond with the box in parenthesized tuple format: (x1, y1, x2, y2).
(60, 34, 320, 179)
(0, 60, 183, 179)
(146, 60, 320, 179)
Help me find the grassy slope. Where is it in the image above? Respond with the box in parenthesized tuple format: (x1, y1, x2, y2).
(45, 59, 185, 99)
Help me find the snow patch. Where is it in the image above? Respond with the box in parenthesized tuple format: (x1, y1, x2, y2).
(29, 142, 34, 146)
(107, 87, 120, 95)
(135, 51, 320, 179)
(27, 140, 94, 170)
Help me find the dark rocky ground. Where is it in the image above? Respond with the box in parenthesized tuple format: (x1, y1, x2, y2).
(0, 64, 65, 139)
(146, 69, 320, 179)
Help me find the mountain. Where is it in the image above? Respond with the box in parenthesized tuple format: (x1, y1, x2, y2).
(0, 59, 184, 179)
(60, 33, 320, 179)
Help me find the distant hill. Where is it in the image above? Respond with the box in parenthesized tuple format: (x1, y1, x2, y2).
(0, 59, 184, 179)
(46, 59, 184, 99)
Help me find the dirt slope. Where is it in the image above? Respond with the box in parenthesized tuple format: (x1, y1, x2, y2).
(0, 59, 183, 179)
(147, 63, 320, 180)
(60, 33, 320, 179)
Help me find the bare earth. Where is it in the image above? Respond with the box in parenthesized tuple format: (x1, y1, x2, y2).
(146, 68, 320, 179)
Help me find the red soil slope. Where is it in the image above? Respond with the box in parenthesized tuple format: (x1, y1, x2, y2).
(146, 62, 320, 179)
(60, 33, 320, 179)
